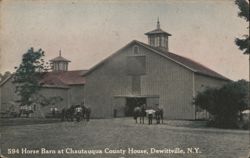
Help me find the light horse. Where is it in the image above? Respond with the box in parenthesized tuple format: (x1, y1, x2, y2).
(155, 107, 164, 124)
(75, 105, 83, 122)
(133, 105, 146, 124)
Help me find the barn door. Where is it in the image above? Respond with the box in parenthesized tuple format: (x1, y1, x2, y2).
(125, 97, 146, 116)
(146, 97, 159, 109)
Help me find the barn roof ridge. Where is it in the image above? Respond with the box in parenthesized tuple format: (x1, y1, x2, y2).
(83, 40, 137, 76)
(135, 40, 230, 81)
(39, 69, 87, 86)
(0, 75, 13, 87)
(0, 70, 88, 87)
(84, 40, 230, 81)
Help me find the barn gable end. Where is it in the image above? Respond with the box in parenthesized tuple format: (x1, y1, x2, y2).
(84, 42, 198, 119)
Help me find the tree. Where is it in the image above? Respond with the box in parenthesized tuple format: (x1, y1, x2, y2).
(235, 0, 249, 54)
(235, 0, 250, 129)
(194, 80, 248, 128)
(13, 48, 50, 106)
(36, 95, 63, 107)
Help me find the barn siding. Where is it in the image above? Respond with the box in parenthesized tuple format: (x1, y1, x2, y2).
(113, 97, 126, 117)
(0, 77, 19, 112)
(194, 74, 229, 119)
(84, 48, 132, 118)
(38, 87, 69, 116)
(194, 74, 229, 93)
(0, 76, 85, 117)
(68, 85, 85, 106)
(140, 46, 194, 119)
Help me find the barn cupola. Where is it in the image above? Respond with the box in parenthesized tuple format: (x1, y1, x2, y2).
(145, 18, 171, 52)
(50, 50, 71, 72)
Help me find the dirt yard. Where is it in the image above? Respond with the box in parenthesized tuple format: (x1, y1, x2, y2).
(1, 118, 249, 158)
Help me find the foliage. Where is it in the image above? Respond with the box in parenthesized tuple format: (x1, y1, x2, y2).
(0, 71, 11, 82)
(13, 48, 50, 106)
(194, 80, 248, 128)
(235, 0, 249, 21)
(37, 95, 63, 107)
(235, 0, 249, 54)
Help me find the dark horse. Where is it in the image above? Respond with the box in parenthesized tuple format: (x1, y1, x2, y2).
(61, 105, 79, 121)
(80, 104, 91, 122)
(133, 105, 146, 124)
(61, 105, 75, 122)
(155, 107, 164, 124)
(61, 104, 91, 122)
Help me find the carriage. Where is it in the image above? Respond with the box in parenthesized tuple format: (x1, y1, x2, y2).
(61, 104, 91, 122)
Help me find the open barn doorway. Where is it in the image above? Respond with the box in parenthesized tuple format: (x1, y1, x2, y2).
(125, 97, 146, 116)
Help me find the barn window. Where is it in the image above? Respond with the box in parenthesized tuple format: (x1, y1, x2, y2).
(132, 76, 141, 94)
(133, 46, 139, 54)
(127, 56, 146, 75)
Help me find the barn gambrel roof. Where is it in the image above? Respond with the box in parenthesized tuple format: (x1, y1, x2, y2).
(84, 40, 230, 81)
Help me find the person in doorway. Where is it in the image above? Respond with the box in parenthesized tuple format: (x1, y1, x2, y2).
(85, 105, 91, 122)
(113, 108, 117, 118)
(61, 108, 66, 121)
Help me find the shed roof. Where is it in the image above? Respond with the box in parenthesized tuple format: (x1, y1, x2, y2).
(40, 70, 87, 86)
(0, 70, 87, 88)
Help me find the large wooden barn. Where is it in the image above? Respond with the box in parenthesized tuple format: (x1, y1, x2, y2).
(83, 20, 230, 120)
(0, 20, 230, 119)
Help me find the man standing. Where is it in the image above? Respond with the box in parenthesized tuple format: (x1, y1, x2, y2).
(146, 109, 155, 125)
(85, 105, 91, 122)
(141, 104, 146, 124)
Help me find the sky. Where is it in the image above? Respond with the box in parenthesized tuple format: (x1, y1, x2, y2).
(0, 0, 248, 81)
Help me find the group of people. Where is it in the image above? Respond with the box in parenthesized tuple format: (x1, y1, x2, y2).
(133, 104, 163, 125)
(61, 102, 91, 122)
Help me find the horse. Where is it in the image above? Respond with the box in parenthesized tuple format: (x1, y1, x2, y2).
(75, 105, 83, 122)
(133, 106, 141, 123)
(155, 107, 164, 124)
(133, 105, 146, 124)
(61, 105, 75, 122)
(81, 104, 91, 122)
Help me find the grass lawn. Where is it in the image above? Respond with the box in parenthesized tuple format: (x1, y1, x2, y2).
(0, 118, 249, 158)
